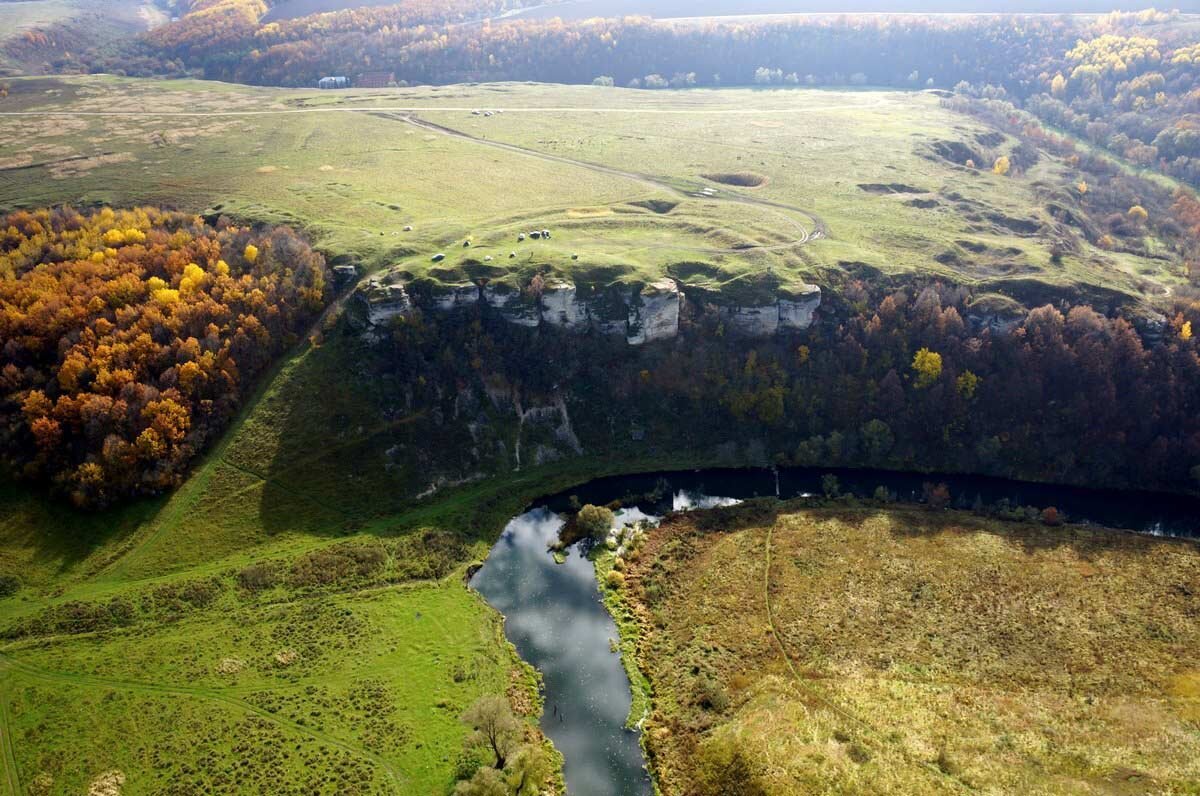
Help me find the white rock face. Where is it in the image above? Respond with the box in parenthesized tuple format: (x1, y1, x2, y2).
(778, 285, 822, 330)
(540, 280, 588, 329)
(363, 282, 413, 328)
(360, 273, 818, 342)
(721, 304, 779, 336)
(430, 283, 480, 312)
(483, 284, 540, 327)
(627, 279, 680, 345)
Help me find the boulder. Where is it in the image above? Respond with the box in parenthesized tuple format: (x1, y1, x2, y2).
(332, 264, 359, 285)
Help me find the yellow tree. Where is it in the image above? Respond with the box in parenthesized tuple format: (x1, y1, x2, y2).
(912, 348, 943, 388)
(992, 156, 1011, 176)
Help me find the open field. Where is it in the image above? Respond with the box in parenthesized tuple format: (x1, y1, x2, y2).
(0, 77, 1186, 305)
(617, 503, 1200, 795)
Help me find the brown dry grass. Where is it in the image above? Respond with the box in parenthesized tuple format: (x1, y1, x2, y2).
(87, 770, 125, 796)
(623, 504, 1200, 795)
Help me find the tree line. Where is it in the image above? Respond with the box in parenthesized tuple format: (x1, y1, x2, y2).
(0, 207, 329, 506)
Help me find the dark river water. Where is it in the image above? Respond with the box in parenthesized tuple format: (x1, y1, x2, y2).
(470, 466, 1200, 795)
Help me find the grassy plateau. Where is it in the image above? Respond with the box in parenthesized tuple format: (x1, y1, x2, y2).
(0, 77, 1187, 305)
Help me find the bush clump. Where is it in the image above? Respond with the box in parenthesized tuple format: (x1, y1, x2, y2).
(576, 504, 615, 541)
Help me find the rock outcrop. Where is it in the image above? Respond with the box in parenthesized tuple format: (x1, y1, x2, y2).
(627, 279, 680, 345)
(778, 285, 822, 330)
(703, 284, 822, 336)
(719, 303, 779, 336)
(483, 283, 540, 327)
(357, 274, 821, 343)
(361, 281, 413, 331)
(540, 279, 587, 329)
(430, 282, 480, 312)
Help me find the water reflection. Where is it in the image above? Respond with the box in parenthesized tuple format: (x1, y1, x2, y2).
(470, 507, 653, 796)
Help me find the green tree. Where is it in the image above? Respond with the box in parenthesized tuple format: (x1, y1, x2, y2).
(576, 504, 615, 541)
(461, 696, 521, 770)
(505, 745, 552, 796)
(822, 473, 841, 499)
(956, 370, 980, 400)
(861, 419, 894, 463)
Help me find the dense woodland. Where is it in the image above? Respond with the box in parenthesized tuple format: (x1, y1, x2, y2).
(372, 278, 1200, 497)
(0, 207, 329, 506)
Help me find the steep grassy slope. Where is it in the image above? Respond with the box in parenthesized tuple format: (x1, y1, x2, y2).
(0, 331, 572, 796)
(615, 503, 1200, 795)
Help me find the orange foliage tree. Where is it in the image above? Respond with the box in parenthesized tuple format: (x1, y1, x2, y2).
(0, 207, 329, 506)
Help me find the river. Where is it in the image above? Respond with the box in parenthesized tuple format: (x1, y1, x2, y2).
(470, 467, 1200, 795)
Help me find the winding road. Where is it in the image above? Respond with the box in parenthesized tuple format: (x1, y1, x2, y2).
(392, 111, 829, 253)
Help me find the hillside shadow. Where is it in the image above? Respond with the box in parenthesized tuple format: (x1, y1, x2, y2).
(0, 475, 166, 589)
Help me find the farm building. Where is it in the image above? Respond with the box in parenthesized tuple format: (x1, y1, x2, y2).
(357, 72, 395, 89)
(318, 76, 349, 89)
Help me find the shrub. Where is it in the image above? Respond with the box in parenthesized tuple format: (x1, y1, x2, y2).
(238, 563, 278, 592)
(693, 675, 729, 713)
(822, 474, 841, 498)
(576, 504, 615, 540)
(605, 570, 625, 589)
(289, 544, 386, 588)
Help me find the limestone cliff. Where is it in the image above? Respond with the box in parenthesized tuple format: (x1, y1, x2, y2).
(356, 274, 821, 343)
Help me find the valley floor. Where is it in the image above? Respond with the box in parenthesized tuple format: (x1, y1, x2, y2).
(613, 503, 1200, 795)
